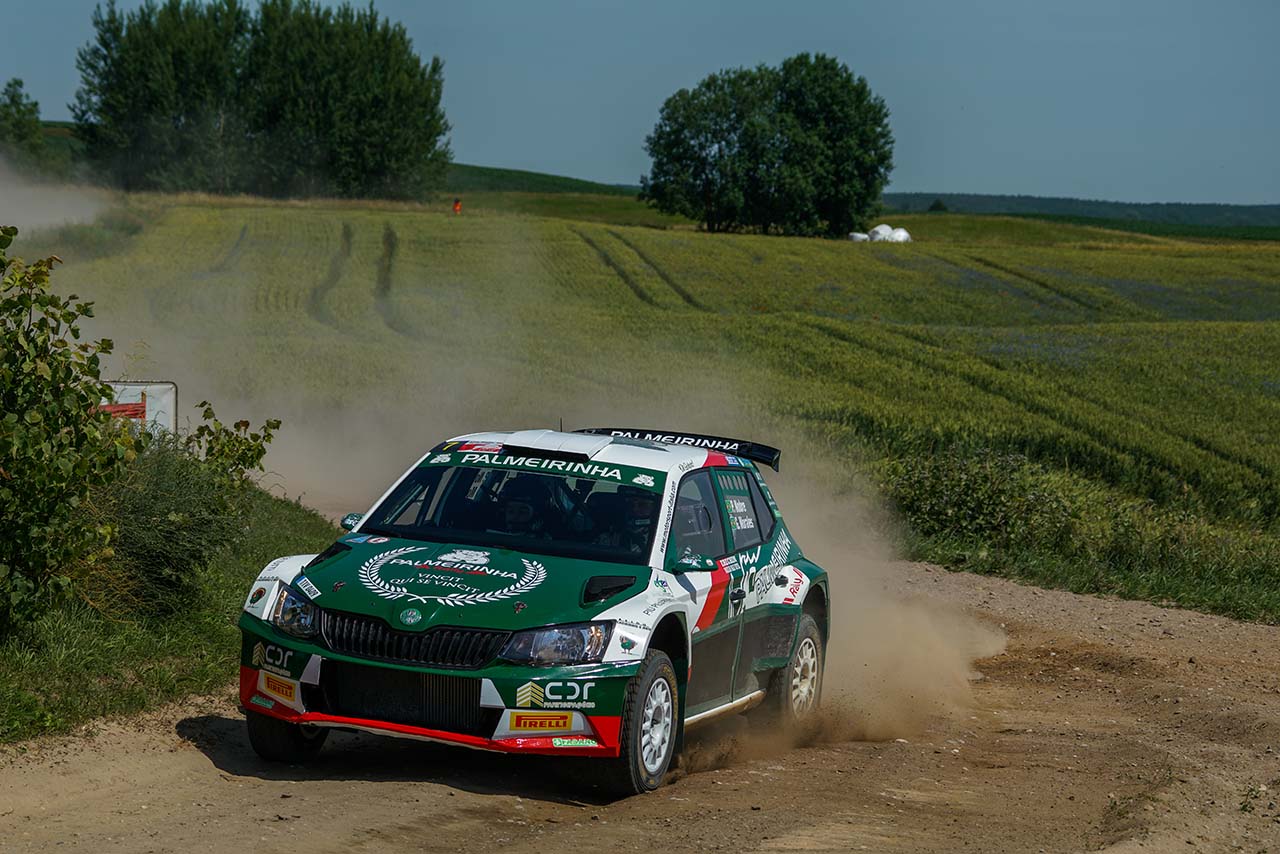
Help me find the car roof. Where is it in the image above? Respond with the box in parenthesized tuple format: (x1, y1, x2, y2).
(445, 429, 714, 474)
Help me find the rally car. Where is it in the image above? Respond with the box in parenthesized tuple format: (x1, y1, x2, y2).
(239, 428, 829, 794)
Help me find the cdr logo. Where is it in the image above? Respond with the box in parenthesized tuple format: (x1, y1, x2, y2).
(515, 680, 595, 709)
(252, 642, 294, 675)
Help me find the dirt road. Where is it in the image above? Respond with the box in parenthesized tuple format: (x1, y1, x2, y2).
(3, 563, 1277, 853)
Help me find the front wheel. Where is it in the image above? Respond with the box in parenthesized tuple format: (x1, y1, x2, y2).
(246, 710, 329, 763)
(597, 650, 679, 796)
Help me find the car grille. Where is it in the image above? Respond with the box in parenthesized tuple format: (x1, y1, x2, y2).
(306, 660, 495, 736)
(320, 610, 509, 670)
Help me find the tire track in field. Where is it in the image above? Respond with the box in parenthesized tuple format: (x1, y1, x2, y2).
(210, 224, 248, 273)
(572, 227, 659, 307)
(798, 317, 1267, 513)
(910, 250, 1064, 311)
(966, 254, 1102, 313)
(372, 223, 413, 336)
(306, 222, 353, 329)
(886, 323, 1280, 486)
(606, 229, 710, 311)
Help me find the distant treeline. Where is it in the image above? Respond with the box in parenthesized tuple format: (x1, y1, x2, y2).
(886, 193, 1280, 227)
(70, 0, 450, 199)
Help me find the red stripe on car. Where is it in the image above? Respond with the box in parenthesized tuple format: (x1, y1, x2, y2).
(695, 564, 731, 631)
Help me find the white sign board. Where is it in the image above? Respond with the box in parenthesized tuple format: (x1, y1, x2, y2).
(105, 381, 178, 433)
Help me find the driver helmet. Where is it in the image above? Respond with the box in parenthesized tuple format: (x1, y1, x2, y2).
(617, 485, 658, 533)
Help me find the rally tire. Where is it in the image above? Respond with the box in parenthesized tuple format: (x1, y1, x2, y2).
(246, 710, 329, 763)
(754, 613, 824, 735)
(597, 650, 679, 796)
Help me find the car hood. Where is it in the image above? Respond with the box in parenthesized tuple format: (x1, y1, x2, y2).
(295, 536, 646, 632)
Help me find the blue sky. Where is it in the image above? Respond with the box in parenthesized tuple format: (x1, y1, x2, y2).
(4, 0, 1277, 203)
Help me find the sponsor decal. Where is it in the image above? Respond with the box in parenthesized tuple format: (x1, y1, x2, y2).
(252, 642, 294, 677)
(749, 530, 796, 605)
(460, 452, 622, 481)
(344, 534, 371, 544)
(429, 453, 452, 464)
(367, 536, 389, 544)
(724, 455, 743, 466)
(513, 601, 527, 614)
(332, 580, 346, 592)
(782, 567, 805, 605)
(508, 712, 572, 732)
(606, 430, 742, 452)
(436, 549, 490, 565)
(653, 578, 671, 592)
(296, 577, 322, 599)
(400, 608, 422, 625)
(249, 587, 266, 605)
(618, 635, 639, 654)
(632, 473, 655, 487)
(249, 694, 275, 710)
(516, 680, 596, 710)
(616, 618, 650, 632)
(262, 673, 297, 703)
(360, 547, 546, 607)
(552, 737, 599, 748)
(459, 442, 503, 453)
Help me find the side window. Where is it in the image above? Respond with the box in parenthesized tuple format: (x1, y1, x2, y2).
(669, 470, 728, 561)
(716, 470, 763, 552)
(746, 474, 776, 542)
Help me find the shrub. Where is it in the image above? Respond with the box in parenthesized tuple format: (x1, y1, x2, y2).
(82, 434, 240, 614)
(0, 226, 143, 631)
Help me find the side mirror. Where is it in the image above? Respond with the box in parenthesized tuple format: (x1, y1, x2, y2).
(340, 512, 363, 532)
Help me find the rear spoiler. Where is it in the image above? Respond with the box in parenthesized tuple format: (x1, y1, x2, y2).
(575, 428, 781, 471)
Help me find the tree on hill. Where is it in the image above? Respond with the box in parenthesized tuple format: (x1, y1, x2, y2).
(640, 53, 894, 237)
(0, 79, 50, 173)
(72, 0, 450, 199)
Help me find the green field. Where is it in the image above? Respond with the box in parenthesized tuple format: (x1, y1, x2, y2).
(20, 194, 1280, 622)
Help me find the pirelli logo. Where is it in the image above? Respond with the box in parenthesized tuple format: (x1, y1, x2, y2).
(508, 711, 572, 732)
(262, 673, 296, 703)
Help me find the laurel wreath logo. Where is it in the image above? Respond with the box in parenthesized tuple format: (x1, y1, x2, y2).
(358, 547, 546, 607)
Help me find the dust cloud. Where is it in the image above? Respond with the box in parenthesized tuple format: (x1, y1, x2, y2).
(0, 158, 106, 231)
(769, 451, 1006, 741)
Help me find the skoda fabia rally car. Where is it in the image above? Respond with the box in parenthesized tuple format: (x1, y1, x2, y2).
(239, 428, 829, 794)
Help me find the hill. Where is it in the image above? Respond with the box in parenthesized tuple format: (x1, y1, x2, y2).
(21, 197, 1280, 622)
(445, 162, 638, 195)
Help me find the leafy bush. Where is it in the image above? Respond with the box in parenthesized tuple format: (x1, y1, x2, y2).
(185, 400, 280, 486)
(83, 434, 240, 613)
(0, 226, 143, 631)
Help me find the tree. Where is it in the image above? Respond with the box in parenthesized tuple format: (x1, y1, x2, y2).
(72, 0, 451, 199)
(0, 226, 143, 631)
(928, 198, 948, 212)
(0, 79, 49, 172)
(641, 53, 894, 237)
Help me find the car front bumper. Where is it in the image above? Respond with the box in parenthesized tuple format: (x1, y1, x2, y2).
(239, 618, 638, 758)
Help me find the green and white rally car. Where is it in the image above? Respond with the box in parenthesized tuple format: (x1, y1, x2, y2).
(239, 428, 829, 793)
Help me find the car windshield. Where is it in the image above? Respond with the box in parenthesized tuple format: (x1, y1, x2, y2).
(360, 465, 662, 565)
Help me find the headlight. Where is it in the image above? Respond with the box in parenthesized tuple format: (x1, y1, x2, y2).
(271, 585, 319, 639)
(500, 621, 613, 666)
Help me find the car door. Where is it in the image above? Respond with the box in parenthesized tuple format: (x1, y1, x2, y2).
(668, 469, 742, 714)
(710, 467, 770, 698)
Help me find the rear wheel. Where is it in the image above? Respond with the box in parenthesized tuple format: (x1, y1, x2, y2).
(597, 650, 679, 796)
(246, 710, 329, 763)
(753, 613, 824, 734)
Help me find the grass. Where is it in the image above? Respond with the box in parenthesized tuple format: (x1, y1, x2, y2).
(11, 190, 1280, 637)
(0, 490, 334, 742)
